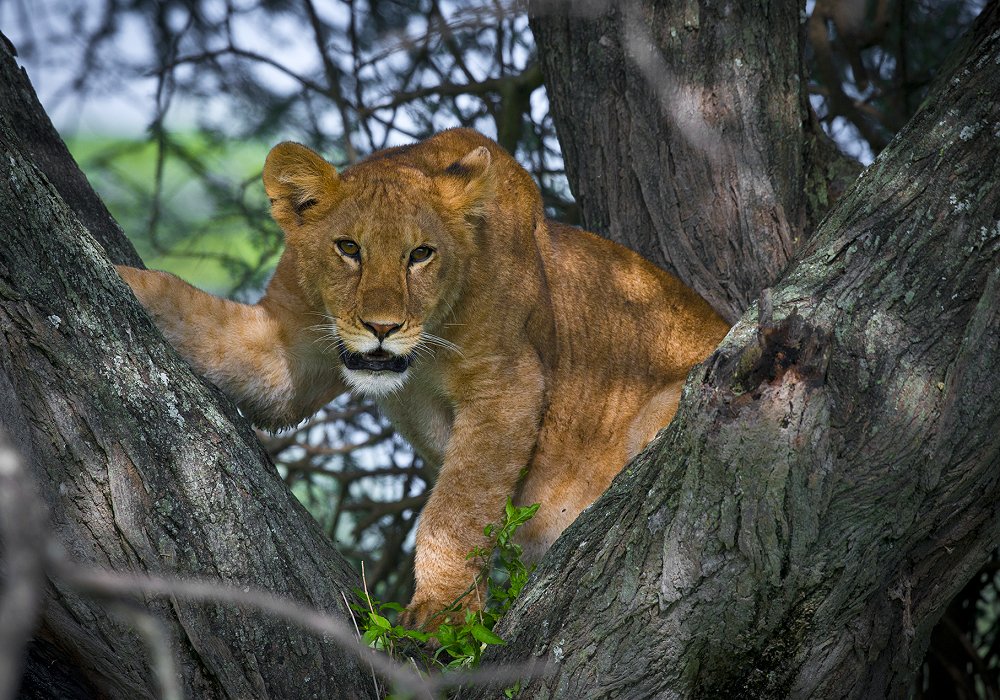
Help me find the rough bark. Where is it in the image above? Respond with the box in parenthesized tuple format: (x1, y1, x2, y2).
(469, 4, 1000, 698)
(530, 0, 823, 323)
(0, 38, 372, 700)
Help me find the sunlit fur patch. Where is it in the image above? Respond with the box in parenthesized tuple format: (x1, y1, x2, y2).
(340, 366, 410, 397)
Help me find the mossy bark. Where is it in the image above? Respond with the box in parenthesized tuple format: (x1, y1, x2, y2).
(469, 5, 1000, 698)
(0, 37, 371, 700)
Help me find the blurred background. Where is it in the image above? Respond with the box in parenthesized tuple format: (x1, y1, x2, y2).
(1, 1, 995, 695)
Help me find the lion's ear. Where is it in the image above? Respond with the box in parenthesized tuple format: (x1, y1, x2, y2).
(263, 142, 340, 228)
(437, 146, 495, 219)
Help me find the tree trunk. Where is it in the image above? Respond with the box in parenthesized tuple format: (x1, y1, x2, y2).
(529, 0, 808, 323)
(467, 4, 1000, 698)
(0, 38, 372, 700)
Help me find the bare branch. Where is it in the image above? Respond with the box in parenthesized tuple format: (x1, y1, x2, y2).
(157, 46, 329, 95)
(358, 65, 543, 119)
(303, 0, 359, 162)
(51, 556, 546, 697)
(0, 430, 46, 700)
(106, 602, 182, 700)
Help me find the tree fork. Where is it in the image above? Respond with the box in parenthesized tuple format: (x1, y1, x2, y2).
(472, 4, 1000, 698)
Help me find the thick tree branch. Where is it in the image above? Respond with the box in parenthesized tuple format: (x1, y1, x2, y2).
(530, 1, 805, 322)
(0, 37, 372, 698)
(472, 4, 1000, 697)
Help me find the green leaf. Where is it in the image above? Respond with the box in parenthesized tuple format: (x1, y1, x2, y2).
(434, 624, 456, 647)
(470, 623, 506, 646)
(504, 681, 522, 698)
(370, 613, 391, 630)
(396, 627, 430, 642)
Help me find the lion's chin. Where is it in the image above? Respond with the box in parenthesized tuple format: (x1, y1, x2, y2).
(340, 367, 410, 397)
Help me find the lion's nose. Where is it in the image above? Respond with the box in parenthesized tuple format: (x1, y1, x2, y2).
(362, 320, 402, 341)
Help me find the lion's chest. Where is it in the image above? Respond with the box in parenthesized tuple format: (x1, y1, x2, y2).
(377, 372, 454, 470)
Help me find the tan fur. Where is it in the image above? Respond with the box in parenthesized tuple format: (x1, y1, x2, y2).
(117, 128, 729, 626)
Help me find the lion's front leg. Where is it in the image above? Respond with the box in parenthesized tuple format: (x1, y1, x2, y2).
(403, 352, 545, 629)
(116, 266, 346, 430)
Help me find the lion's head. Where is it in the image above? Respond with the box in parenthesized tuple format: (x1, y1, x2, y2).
(262, 140, 494, 397)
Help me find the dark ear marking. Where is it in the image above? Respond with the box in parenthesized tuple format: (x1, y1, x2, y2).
(263, 141, 339, 230)
(437, 146, 494, 218)
(445, 160, 471, 176)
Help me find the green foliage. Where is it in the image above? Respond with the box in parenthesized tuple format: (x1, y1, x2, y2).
(352, 597, 431, 655)
(350, 499, 539, 674)
(66, 133, 280, 295)
(479, 498, 539, 623)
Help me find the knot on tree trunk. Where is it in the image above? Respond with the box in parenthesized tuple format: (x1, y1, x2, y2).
(709, 290, 831, 412)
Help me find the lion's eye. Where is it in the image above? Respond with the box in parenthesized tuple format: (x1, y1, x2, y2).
(409, 246, 434, 264)
(336, 240, 360, 258)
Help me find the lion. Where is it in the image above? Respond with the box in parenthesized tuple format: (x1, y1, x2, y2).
(117, 128, 729, 626)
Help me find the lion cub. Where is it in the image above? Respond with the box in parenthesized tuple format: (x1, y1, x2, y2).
(118, 128, 728, 626)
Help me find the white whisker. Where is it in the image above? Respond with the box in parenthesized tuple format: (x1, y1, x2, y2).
(319, 337, 345, 354)
(420, 332, 464, 358)
(305, 314, 348, 356)
(411, 344, 435, 361)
